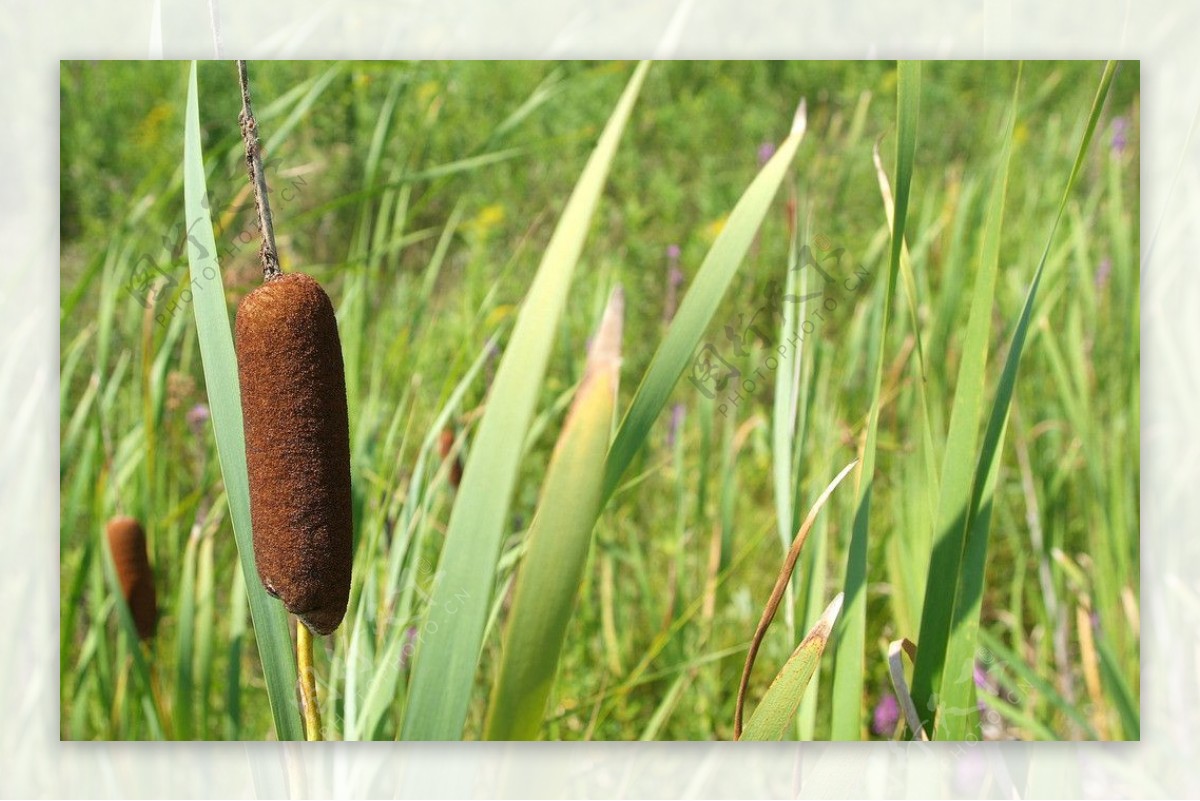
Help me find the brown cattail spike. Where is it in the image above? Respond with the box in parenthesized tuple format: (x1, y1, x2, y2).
(105, 516, 158, 640)
(438, 426, 464, 489)
(235, 272, 353, 636)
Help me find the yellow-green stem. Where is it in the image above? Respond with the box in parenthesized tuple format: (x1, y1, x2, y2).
(296, 619, 322, 740)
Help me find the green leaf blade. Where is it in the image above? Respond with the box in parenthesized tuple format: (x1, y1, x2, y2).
(830, 60, 921, 741)
(401, 62, 650, 741)
(930, 61, 1118, 741)
(183, 62, 302, 742)
(741, 593, 842, 741)
(910, 67, 1020, 740)
(484, 290, 623, 741)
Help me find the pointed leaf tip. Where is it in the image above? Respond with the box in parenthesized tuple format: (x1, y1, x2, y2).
(791, 99, 807, 136)
(819, 592, 845, 633)
(586, 285, 625, 377)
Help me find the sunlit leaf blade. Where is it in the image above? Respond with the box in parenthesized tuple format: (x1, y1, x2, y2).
(830, 60, 920, 740)
(928, 60, 1118, 740)
(909, 66, 1020, 739)
(484, 289, 623, 740)
(183, 61, 302, 742)
(601, 100, 808, 503)
(401, 62, 650, 741)
(740, 594, 843, 741)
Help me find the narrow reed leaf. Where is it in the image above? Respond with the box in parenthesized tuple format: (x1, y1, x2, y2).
(831, 61, 920, 740)
(771, 196, 805, 644)
(1095, 631, 1140, 739)
(909, 68, 1019, 738)
(602, 100, 808, 502)
(927, 61, 1116, 739)
(886, 638, 927, 740)
(735, 459, 858, 738)
(740, 593, 843, 741)
(484, 288, 623, 741)
(183, 62, 302, 741)
(174, 530, 199, 739)
(873, 140, 939, 565)
(402, 62, 650, 741)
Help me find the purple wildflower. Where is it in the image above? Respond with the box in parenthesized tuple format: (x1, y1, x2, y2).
(757, 141, 777, 166)
(871, 693, 900, 736)
(398, 626, 419, 670)
(666, 403, 685, 450)
(1111, 116, 1129, 156)
(974, 662, 989, 689)
(186, 403, 210, 438)
(1096, 256, 1112, 292)
(664, 244, 684, 324)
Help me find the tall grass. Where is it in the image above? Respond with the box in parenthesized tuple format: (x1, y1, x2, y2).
(59, 60, 1138, 741)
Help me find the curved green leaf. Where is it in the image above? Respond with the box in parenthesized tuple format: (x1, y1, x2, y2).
(740, 593, 842, 741)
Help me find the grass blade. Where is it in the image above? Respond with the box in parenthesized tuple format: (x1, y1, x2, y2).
(484, 289, 623, 740)
(909, 67, 1020, 738)
(830, 60, 920, 740)
(401, 62, 650, 741)
(923, 61, 1117, 739)
(602, 100, 808, 502)
(740, 594, 843, 741)
(183, 61, 302, 741)
(886, 639, 928, 740)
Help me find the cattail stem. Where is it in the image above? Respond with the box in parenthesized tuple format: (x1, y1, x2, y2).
(296, 619, 322, 740)
(236, 60, 281, 282)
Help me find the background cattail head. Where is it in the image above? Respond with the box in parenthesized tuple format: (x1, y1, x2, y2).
(235, 272, 353, 636)
(438, 426, 464, 488)
(105, 516, 157, 640)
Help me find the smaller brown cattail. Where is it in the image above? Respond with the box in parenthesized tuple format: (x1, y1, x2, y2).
(438, 426, 464, 489)
(105, 516, 157, 640)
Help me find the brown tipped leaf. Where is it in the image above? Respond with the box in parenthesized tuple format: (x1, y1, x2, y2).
(106, 516, 158, 640)
(235, 272, 353, 636)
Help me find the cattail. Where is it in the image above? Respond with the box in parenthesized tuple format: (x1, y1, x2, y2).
(235, 272, 353, 636)
(438, 426, 463, 488)
(105, 516, 157, 640)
